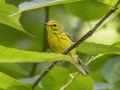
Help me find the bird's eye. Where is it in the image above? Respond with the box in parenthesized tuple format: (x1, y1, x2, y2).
(53, 24, 57, 27)
(51, 24, 58, 30)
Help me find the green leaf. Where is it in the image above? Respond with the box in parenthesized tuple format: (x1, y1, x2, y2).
(101, 56, 120, 83)
(0, 88, 6, 90)
(0, 0, 34, 37)
(42, 66, 93, 90)
(89, 54, 111, 71)
(111, 81, 120, 90)
(42, 66, 69, 90)
(111, 63, 120, 90)
(111, 62, 120, 90)
(117, 26, 120, 34)
(112, 62, 120, 83)
(112, 41, 120, 48)
(0, 72, 29, 89)
(101, 0, 118, 6)
(0, 45, 71, 62)
(11, 0, 81, 16)
(94, 82, 112, 90)
(89, 55, 111, 81)
(77, 42, 120, 55)
(0, 63, 28, 78)
(8, 85, 31, 90)
(0, 0, 5, 4)
(64, 0, 109, 21)
(101, 0, 120, 14)
(66, 73, 93, 90)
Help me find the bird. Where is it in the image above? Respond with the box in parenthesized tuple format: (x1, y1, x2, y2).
(44, 20, 91, 76)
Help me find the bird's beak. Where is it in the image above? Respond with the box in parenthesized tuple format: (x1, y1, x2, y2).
(43, 23, 49, 26)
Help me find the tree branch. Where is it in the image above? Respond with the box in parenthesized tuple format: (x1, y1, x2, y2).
(31, 0, 120, 89)
(63, 3, 119, 54)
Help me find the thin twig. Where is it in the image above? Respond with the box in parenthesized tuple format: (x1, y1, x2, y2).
(29, 7, 49, 77)
(60, 72, 80, 90)
(31, 61, 58, 89)
(31, 1, 120, 89)
(60, 56, 94, 90)
(42, 6, 49, 51)
(86, 56, 94, 65)
(29, 63, 38, 77)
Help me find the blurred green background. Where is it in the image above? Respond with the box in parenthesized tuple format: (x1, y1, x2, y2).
(0, 0, 120, 90)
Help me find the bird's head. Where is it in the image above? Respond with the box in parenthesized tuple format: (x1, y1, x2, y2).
(44, 20, 63, 34)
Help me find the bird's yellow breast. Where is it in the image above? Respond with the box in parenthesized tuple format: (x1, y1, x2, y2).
(48, 33, 76, 56)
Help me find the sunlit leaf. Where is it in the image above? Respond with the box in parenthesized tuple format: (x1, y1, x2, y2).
(0, 45, 71, 62)
(101, 0, 120, 14)
(67, 73, 93, 90)
(42, 66, 69, 90)
(112, 41, 120, 48)
(101, 0, 118, 6)
(0, 72, 29, 89)
(0, 0, 34, 37)
(0, 0, 5, 4)
(8, 85, 31, 90)
(42, 66, 93, 90)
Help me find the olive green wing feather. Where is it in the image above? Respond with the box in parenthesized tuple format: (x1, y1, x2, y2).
(64, 31, 74, 42)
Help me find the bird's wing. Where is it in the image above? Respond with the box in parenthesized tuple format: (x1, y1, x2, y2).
(64, 31, 74, 42)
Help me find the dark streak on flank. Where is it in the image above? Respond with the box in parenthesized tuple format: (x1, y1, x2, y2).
(57, 36, 60, 42)
(54, 33, 60, 42)
(61, 36, 67, 41)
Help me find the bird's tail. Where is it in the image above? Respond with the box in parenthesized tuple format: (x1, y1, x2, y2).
(73, 59, 91, 76)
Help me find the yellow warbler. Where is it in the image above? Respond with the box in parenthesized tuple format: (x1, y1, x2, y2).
(44, 20, 91, 76)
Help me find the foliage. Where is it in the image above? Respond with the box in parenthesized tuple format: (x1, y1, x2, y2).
(0, 0, 120, 90)
(0, 45, 71, 62)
